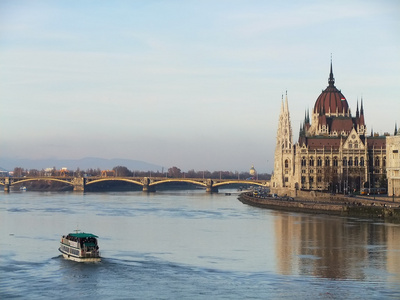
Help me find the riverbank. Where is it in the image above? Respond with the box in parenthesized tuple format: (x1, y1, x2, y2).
(238, 192, 400, 223)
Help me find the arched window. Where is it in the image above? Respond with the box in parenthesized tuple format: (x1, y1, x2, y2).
(325, 157, 330, 167)
(348, 142, 353, 149)
(285, 159, 289, 169)
(333, 157, 338, 167)
(348, 157, 353, 166)
(375, 157, 380, 167)
(317, 157, 322, 167)
(383, 156, 386, 167)
(354, 143, 358, 149)
(301, 157, 307, 167)
(343, 157, 347, 166)
(360, 157, 364, 166)
(354, 157, 359, 166)
(309, 157, 314, 167)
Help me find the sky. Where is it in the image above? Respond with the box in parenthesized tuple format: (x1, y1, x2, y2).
(0, 0, 399, 173)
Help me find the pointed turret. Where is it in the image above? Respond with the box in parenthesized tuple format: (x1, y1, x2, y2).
(356, 99, 359, 118)
(360, 98, 364, 115)
(284, 90, 289, 112)
(395, 123, 398, 136)
(328, 58, 335, 86)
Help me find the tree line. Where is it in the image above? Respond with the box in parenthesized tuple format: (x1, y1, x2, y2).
(10, 166, 271, 180)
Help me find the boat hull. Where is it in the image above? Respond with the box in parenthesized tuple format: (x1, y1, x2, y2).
(59, 247, 101, 263)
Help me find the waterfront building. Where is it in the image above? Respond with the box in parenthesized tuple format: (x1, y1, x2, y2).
(271, 61, 389, 195)
(386, 131, 400, 196)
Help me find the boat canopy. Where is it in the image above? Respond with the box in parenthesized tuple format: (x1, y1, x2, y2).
(68, 233, 98, 238)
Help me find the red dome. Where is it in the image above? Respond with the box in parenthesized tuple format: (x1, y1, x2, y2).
(313, 63, 349, 115)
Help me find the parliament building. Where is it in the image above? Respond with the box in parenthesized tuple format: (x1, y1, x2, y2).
(271, 62, 390, 195)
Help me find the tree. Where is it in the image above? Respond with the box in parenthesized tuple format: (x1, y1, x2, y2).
(168, 166, 181, 178)
(113, 166, 132, 177)
(13, 167, 24, 177)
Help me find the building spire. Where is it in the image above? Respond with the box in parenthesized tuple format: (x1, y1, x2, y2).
(356, 98, 359, 118)
(360, 97, 364, 115)
(328, 55, 335, 86)
(395, 122, 398, 136)
(285, 90, 289, 111)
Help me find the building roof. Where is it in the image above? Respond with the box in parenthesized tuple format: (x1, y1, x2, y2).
(313, 62, 349, 115)
(367, 137, 386, 149)
(301, 137, 342, 150)
(329, 117, 354, 133)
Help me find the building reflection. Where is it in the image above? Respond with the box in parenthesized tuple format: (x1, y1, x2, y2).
(273, 212, 400, 280)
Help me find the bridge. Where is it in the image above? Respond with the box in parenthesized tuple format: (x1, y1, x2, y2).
(1, 176, 270, 193)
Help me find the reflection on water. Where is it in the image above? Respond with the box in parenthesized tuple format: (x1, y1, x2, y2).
(274, 212, 400, 282)
(1, 191, 400, 299)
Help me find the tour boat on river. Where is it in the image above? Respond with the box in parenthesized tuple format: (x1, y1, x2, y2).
(59, 231, 101, 262)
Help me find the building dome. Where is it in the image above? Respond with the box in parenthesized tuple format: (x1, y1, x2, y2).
(313, 62, 349, 115)
(249, 165, 256, 176)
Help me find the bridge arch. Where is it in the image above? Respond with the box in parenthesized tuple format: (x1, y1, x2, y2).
(149, 179, 207, 189)
(7, 177, 73, 186)
(86, 178, 143, 187)
(213, 180, 269, 188)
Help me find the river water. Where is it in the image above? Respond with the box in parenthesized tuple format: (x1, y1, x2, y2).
(1, 190, 400, 299)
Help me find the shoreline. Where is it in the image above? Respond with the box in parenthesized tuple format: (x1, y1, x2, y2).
(238, 192, 400, 223)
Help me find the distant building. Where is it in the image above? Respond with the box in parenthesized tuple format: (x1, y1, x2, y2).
(249, 165, 256, 177)
(271, 61, 390, 195)
(386, 132, 400, 197)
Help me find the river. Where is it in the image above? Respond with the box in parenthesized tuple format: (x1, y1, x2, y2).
(1, 190, 399, 299)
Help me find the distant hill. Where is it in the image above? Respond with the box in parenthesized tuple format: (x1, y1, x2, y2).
(0, 157, 163, 172)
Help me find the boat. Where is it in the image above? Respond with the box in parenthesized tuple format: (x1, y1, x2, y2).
(20, 186, 27, 191)
(59, 231, 101, 262)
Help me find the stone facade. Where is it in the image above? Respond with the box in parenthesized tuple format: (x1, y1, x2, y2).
(386, 133, 400, 196)
(271, 62, 389, 194)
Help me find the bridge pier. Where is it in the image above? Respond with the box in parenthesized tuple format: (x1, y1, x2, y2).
(72, 177, 86, 192)
(3, 177, 10, 193)
(142, 177, 156, 193)
(206, 179, 218, 193)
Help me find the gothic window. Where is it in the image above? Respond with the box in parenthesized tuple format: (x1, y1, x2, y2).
(301, 176, 306, 183)
(348, 157, 353, 166)
(325, 157, 330, 167)
(333, 157, 338, 167)
(301, 157, 306, 167)
(348, 142, 352, 149)
(383, 156, 386, 167)
(343, 157, 347, 166)
(360, 157, 364, 166)
(317, 157, 322, 167)
(285, 159, 289, 168)
(354, 157, 359, 166)
(375, 157, 380, 167)
(354, 143, 358, 149)
(317, 176, 322, 183)
(285, 177, 289, 182)
(309, 157, 314, 167)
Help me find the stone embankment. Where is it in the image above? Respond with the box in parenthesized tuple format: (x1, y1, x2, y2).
(238, 192, 400, 223)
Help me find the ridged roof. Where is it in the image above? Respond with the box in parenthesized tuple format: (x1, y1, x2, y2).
(313, 62, 349, 115)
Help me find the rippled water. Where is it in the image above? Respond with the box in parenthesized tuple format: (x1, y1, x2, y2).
(1, 190, 400, 299)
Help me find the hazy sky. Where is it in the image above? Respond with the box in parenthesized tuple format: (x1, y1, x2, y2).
(1, 0, 399, 173)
